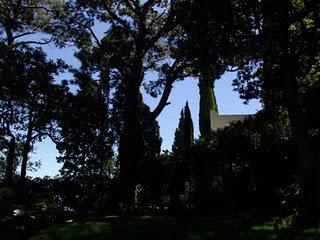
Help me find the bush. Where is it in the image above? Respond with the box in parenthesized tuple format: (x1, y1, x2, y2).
(0, 187, 14, 218)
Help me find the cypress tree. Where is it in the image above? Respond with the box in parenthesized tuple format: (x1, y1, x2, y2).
(184, 101, 194, 152)
(199, 72, 218, 139)
(172, 109, 185, 155)
(171, 102, 194, 211)
(172, 102, 194, 155)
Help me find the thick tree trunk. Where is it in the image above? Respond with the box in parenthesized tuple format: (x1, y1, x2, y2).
(262, 0, 319, 224)
(284, 60, 318, 224)
(118, 60, 145, 207)
(285, 62, 318, 224)
(119, 92, 144, 206)
(4, 137, 16, 187)
(3, 27, 15, 187)
(279, 0, 318, 224)
(3, 26, 15, 187)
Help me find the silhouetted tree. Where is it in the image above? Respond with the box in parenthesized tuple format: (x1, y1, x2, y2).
(54, 0, 195, 205)
(170, 102, 194, 211)
(0, 0, 67, 187)
(0, 45, 67, 187)
(56, 89, 114, 179)
(231, 0, 320, 224)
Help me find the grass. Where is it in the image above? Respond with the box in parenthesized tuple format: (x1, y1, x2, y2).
(26, 216, 320, 240)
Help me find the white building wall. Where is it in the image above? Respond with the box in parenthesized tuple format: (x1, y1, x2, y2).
(210, 110, 250, 131)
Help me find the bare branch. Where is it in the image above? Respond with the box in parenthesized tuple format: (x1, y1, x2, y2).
(151, 60, 182, 119)
(16, 37, 53, 46)
(226, 66, 240, 72)
(88, 26, 101, 47)
(150, 77, 175, 119)
(83, 10, 102, 47)
(13, 31, 37, 40)
(31, 133, 41, 140)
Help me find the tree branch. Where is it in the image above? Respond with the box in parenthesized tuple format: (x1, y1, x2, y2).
(145, 2, 176, 50)
(147, 10, 166, 30)
(16, 37, 53, 46)
(83, 10, 101, 47)
(142, 0, 157, 14)
(226, 66, 240, 72)
(151, 60, 181, 120)
(88, 27, 101, 47)
(13, 31, 37, 40)
(31, 132, 41, 141)
(150, 77, 175, 120)
(102, 2, 133, 34)
(123, 0, 137, 13)
(5, 124, 14, 139)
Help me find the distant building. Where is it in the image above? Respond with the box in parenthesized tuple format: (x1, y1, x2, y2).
(210, 109, 251, 131)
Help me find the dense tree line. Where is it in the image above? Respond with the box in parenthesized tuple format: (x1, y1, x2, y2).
(0, 0, 319, 235)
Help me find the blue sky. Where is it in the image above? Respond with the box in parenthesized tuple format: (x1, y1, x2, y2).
(29, 70, 261, 178)
(28, 23, 262, 178)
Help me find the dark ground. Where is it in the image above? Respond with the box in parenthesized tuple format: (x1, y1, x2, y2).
(3, 216, 316, 240)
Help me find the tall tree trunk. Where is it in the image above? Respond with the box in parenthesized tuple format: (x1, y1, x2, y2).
(262, 0, 318, 224)
(119, 61, 145, 207)
(278, 0, 318, 224)
(20, 118, 33, 185)
(285, 61, 318, 224)
(4, 136, 16, 187)
(3, 24, 15, 187)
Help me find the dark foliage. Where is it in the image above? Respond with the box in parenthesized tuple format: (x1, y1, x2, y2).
(0, 1, 320, 238)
